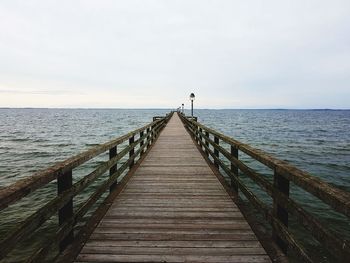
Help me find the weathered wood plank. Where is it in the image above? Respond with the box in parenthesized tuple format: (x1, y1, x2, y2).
(92, 229, 257, 236)
(134, 166, 213, 174)
(124, 185, 224, 189)
(97, 222, 250, 229)
(83, 240, 262, 248)
(75, 254, 271, 263)
(103, 211, 244, 219)
(111, 200, 235, 205)
(89, 232, 259, 241)
(80, 246, 266, 255)
(98, 217, 247, 223)
(106, 207, 240, 212)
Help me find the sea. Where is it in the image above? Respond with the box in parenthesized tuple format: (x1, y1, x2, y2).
(0, 108, 349, 262)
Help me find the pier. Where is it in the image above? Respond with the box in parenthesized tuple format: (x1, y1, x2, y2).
(0, 112, 349, 262)
(74, 113, 270, 263)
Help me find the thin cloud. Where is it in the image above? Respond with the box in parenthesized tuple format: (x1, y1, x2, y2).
(0, 89, 85, 95)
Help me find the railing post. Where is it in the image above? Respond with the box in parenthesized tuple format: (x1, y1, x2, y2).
(214, 136, 219, 168)
(231, 145, 239, 194)
(273, 169, 289, 254)
(150, 124, 155, 144)
(154, 123, 159, 139)
(205, 131, 209, 156)
(129, 135, 135, 169)
(199, 127, 203, 147)
(147, 127, 151, 148)
(189, 120, 193, 134)
(140, 131, 144, 156)
(158, 120, 163, 136)
(57, 170, 74, 251)
(109, 146, 117, 192)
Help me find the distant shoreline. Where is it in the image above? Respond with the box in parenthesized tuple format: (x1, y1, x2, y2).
(0, 107, 349, 111)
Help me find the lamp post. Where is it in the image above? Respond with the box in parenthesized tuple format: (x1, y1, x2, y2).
(182, 103, 184, 114)
(189, 93, 195, 117)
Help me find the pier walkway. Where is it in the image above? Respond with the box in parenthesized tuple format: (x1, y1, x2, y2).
(75, 114, 271, 262)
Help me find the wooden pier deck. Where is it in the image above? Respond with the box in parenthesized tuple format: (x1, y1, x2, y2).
(75, 114, 271, 263)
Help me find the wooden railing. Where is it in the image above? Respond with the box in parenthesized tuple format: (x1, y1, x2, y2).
(0, 112, 173, 262)
(179, 112, 350, 263)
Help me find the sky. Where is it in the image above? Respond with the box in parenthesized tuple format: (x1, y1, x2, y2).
(0, 0, 349, 109)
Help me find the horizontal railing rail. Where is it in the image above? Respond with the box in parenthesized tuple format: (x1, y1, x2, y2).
(0, 112, 173, 262)
(179, 112, 350, 263)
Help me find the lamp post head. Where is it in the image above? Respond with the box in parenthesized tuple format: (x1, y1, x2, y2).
(190, 93, 195, 101)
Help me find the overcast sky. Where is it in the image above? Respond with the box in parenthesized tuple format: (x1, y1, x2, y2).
(0, 0, 349, 108)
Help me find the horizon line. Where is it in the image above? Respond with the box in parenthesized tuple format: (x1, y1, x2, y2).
(0, 107, 349, 111)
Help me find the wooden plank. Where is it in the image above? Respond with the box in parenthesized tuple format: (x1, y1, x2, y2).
(134, 166, 213, 174)
(110, 202, 238, 207)
(98, 218, 249, 225)
(110, 204, 237, 209)
(74, 113, 271, 263)
(89, 232, 259, 241)
(97, 223, 250, 229)
(125, 185, 224, 189)
(83, 240, 262, 248)
(92, 229, 257, 235)
(80, 246, 266, 255)
(120, 191, 227, 195)
(103, 211, 244, 219)
(75, 254, 271, 263)
(106, 207, 240, 212)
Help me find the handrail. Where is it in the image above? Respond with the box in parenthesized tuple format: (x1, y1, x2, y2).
(179, 112, 350, 263)
(0, 118, 164, 211)
(0, 112, 173, 262)
(184, 116, 350, 219)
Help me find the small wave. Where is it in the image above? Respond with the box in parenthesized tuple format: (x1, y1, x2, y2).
(18, 151, 54, 158)
(8, 138, 30, 142)
(33, 139, 50, 143)
(42, 143, 71, 147)
(0, 146, 12, 150)
(85, 143, 100, 147)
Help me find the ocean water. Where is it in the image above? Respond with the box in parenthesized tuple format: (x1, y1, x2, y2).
(0, 108, 349, 262)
